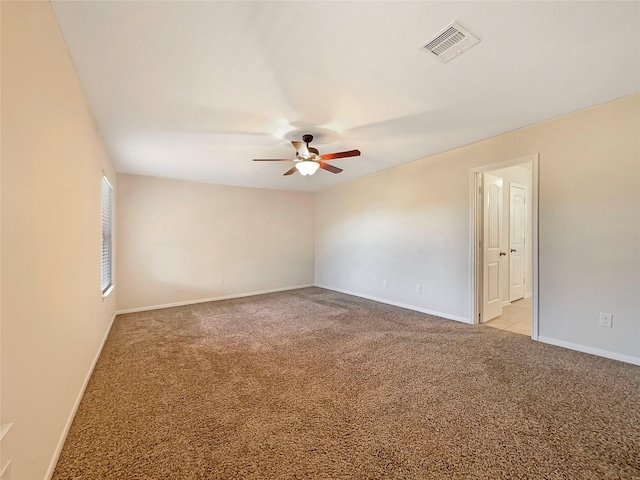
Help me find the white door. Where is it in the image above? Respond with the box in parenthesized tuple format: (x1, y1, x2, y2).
(509, 183, 526, 302)
(483, 174, 503, 322)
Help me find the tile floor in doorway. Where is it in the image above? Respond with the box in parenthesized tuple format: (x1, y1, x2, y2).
(483, 297, 532, 336)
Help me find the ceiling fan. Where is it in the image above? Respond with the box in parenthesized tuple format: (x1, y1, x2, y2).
(253, 134, 361, 176)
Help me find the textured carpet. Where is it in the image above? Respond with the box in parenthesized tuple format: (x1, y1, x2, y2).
(53, 287, 640, 479)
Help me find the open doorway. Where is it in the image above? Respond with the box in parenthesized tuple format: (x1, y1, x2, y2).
(470, 154, 539, 339)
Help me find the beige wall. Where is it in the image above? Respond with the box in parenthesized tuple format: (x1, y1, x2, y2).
(1, 2, 118, 479)
(316, 94, 640, 362)
(116, 174, 315, 312)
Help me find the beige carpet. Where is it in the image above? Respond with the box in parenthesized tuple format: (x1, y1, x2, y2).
(53, 287, 640, 479)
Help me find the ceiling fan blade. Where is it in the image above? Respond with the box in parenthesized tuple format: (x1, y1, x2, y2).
(283, 166, 298, 176)
(321, 149, 361, 161)
(292, 141, 309, 158)
(252, 158, 293, 162)
(319, 161, 343, 174)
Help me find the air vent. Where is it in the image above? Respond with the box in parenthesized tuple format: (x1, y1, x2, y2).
(420, 21, 480, 63)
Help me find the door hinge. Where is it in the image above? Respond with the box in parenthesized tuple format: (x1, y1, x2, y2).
(478, 186, 483, 195)
(478, 240, 482, 249)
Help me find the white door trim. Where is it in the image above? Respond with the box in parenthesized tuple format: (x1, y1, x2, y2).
(469, 154, 539, 340)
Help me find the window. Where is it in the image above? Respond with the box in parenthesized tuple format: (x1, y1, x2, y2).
(101, 176, 113, 294)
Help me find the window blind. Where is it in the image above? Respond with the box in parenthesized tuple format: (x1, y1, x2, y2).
(101, 176, 113, 293)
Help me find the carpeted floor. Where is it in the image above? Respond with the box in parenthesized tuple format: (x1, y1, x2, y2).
(53, 287, 640, 479)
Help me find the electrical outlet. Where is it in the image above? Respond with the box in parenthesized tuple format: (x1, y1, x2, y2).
(416, 284, 422, 294)
(382, 280, 388, 288)
(599, 312, 613, 328)
(219, 279, 224, 286)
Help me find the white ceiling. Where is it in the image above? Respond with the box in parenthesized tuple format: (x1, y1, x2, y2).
(51, 1, 640, 192)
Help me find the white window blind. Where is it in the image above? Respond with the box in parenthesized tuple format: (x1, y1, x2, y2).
(101, 176, 113, 294)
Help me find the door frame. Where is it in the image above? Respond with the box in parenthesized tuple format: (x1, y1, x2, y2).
(469, 154, 539, 339)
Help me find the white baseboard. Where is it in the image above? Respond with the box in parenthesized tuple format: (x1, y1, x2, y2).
(45, 312, 118, 480)
(314, 284, 471, 324)
(116, 284, 316, 315)
(537, 336, 640, 366)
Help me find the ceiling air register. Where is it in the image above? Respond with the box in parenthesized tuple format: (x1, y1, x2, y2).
(421, 21, 480, 63)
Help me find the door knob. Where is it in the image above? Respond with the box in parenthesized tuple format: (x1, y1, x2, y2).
(510, 248, 517, 253)
(499, 251, 507, 256)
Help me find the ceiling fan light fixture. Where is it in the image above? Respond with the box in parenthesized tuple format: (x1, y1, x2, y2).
(253, 134, 359, 177)
(296, 160, 319, 176)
